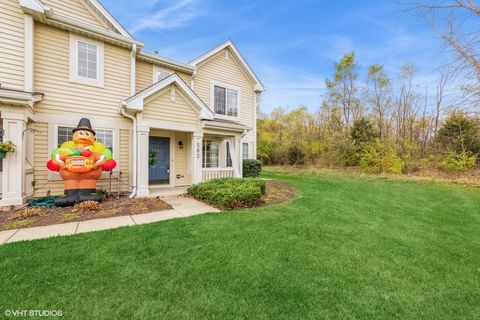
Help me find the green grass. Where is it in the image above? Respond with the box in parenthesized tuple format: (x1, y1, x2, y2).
(1, 168, 479, 319)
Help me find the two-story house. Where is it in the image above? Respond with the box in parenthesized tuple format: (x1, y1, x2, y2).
(0, 0, 264, 206)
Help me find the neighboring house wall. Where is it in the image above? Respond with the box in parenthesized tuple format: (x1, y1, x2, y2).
(0, 0, 25, 90)
(32, 23, 133, 196)
(41, 0, 110, 30)
(193, 47, 257, 158)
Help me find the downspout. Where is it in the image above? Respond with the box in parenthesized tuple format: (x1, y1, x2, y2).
(119, 102, 137, 198)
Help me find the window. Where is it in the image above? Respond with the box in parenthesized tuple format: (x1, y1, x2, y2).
(226, 141, 232, 167)
(242, 142, 249, 160)
(202, 139, 219, 168)
(156, 71, 171, 82)
(77, 41, 98, 80)
(213, 85, 238, 117)
(57, 126, 113, 152)
(70, 34, 104, 86)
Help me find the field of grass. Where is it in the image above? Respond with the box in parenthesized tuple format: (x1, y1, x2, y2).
(0, 168, 479, 319)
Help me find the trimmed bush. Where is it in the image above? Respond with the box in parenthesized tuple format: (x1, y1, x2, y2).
(243, 159, 262, 177)
(188, 178, 265, 210)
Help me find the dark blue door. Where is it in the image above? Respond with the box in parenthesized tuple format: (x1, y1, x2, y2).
(149, 137, 170, 184)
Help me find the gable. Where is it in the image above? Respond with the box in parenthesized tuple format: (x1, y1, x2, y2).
(40, 0, 112, 31)
(199, 48, 256, 88)
(193, 48, 256, 118)
(190, 41, 264, 92)
(143, 84, 200, 127)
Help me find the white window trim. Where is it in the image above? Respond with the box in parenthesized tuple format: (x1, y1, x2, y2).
(48, 123, 117, 181)
(210, 80, 241, 120)
(69, 33, 104, 87)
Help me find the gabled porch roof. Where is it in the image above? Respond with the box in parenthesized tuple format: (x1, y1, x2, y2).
(122, 74, 215, 120)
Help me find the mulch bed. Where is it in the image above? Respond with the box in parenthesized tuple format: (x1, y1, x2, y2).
(0, 196, 172, 231)
(260, 180, 298, 206)
(0, 180, 296, 231)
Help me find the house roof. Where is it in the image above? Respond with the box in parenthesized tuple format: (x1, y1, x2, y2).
(123, 74, 215, 120)
(202, 118, 249, 133)
(189, 40, 265, 92)
(137, 51, 195, 74)
(0, 87, 44, 108)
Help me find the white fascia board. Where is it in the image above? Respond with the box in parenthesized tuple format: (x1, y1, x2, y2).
(189, 40, 265, 92)
(138, 51, 195, 74)
(202, 121, 248, 132)
(0, 89, 43, 107)
(125, 74, 214, 120)
(44, 9, 143, 48)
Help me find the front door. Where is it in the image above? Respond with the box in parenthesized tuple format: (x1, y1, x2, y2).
(149, 137, 170, 185)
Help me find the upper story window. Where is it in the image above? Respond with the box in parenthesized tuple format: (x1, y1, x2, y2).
(78, 41, 98, 79)
(156, 71, 171, 82)
(70, 34, 104, 86)
(211, 82, 240, 118)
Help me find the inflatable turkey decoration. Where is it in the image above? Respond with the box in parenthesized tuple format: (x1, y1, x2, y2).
(46, 118, 116, 206)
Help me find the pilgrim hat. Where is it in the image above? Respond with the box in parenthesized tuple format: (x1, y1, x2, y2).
(72, 118, 96, 135)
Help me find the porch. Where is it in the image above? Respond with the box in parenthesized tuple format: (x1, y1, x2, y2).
(135, 127, 244, 197)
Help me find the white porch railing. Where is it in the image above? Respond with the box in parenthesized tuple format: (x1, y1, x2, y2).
(202, 167, 234, 182)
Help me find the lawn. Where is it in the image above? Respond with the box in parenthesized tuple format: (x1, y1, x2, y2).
(1, 168, 479, 319)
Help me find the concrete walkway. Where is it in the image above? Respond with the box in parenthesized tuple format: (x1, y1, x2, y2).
(0, 196, 219, 245)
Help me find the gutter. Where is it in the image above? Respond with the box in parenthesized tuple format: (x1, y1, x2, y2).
(43, 9, 144, 49)
(137, 51, 195, 74)
(119, 102, 137, 198)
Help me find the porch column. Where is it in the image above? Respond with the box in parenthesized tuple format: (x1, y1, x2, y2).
(235, 135, 243, 178)
(1, 111, 27, 206)
(136, 126, 150, 197)
(191, 132, 203, 184)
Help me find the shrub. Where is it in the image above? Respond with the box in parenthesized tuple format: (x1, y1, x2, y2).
(442, 152, 477, 172)
(288, 146, 305, 165)
(437, 111, 480, 156)
(188, 178, 265, 210)
(359, 139, 405, 174)
(243, 159, 262, 177)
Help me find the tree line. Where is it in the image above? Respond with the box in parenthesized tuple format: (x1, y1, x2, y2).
(258, 53, 480, 173)
(257, 1, 480, 174)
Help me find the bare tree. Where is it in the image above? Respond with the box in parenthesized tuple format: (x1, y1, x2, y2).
(406, 1, 480, 101)
(366, 64, 393, 139)
(434, 68, 451, 135)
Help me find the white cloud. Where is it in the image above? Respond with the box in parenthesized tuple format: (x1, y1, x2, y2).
(130, 0, 205, 33)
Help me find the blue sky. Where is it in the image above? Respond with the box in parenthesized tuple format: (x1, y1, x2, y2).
(101, 0, 447, 113)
